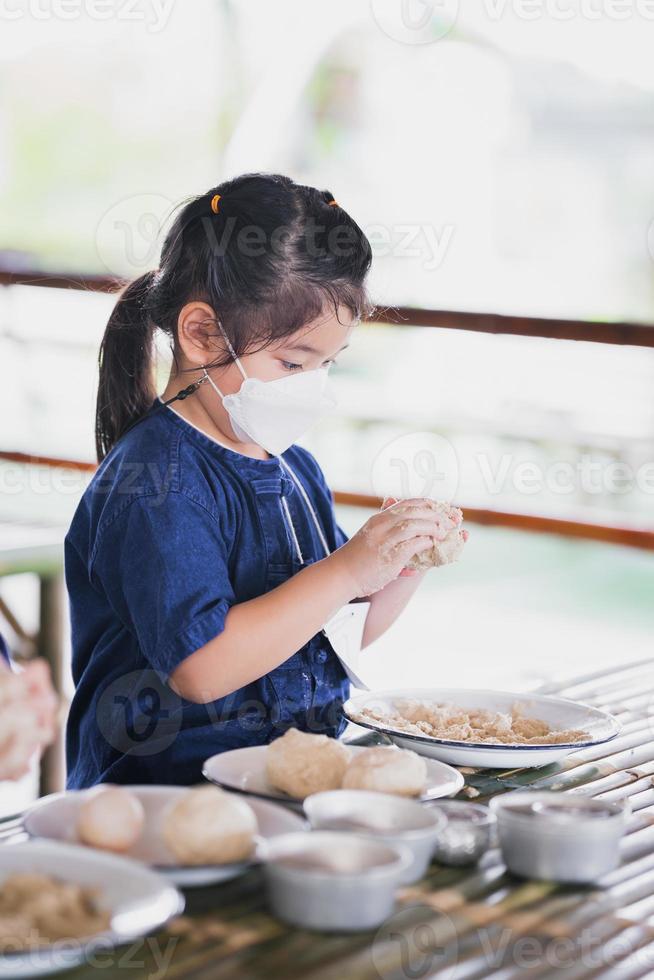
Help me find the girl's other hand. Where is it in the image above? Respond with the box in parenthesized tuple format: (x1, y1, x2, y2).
(333, 497, 457, 598)
(0, 659, 58, 782)
(22, 659, 59, 745)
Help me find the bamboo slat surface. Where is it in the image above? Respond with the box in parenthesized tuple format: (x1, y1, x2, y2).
(3, 658, 654, 979)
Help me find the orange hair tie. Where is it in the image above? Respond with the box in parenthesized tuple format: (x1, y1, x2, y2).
(210, 194, 222, 214)
(328, 199, 338, 207)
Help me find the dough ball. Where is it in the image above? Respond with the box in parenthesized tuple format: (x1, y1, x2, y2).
(161, 786, 257, 865)
(266, 728, 352, 798)
(342, 746, 427, 797)
(77, 785, 145, 853)
(406, 501, 465, 571)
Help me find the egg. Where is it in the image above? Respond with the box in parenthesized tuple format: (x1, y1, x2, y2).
(76, 785, 145, 853)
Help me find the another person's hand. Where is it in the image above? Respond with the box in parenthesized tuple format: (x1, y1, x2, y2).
(333, 497, 458, 598)
(0, 659, 58, 781)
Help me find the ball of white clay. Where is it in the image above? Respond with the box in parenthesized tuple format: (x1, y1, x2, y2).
(161, 786, 258, 865)
(266, 728, 352, 798)
(77, 785, 145, 852)
(342, 746, 427, 797)
(406, 501, 465, 571)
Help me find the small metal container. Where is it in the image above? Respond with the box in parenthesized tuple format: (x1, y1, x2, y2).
(490, 791, 630, 884)
(260, 831, 411, 931)
(428, 800, 496, 866)
(304, 790, 446, 884)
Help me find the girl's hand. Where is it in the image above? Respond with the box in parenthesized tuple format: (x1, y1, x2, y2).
(333, 497, 458, 598)
(0, 659, 58, 782)
(382, 496, 469, 577)
(382, 496, 420, 578)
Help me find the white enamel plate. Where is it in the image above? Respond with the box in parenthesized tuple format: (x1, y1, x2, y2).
(23, 785, 304, 887)
(202, 743, 464, 804)
(343, 688, 621, 769)
(0, 840, 182, 978)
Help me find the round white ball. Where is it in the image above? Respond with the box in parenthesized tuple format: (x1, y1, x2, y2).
(161, 786, 257, 865)
(342, 746, 427, 797)
(266, 728, 351, 799)
(77, 785, 145, 852)
(404, 500, 465, 571)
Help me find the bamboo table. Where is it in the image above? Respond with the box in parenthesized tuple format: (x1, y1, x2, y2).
(3, 657, 654, 979)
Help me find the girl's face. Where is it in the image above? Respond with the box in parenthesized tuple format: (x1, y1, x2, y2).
(169, 302, 357, 456)
(236, 308, 355, 384)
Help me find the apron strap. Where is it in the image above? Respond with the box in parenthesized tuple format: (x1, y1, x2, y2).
(280, 495, 304, 565)
(278, 457, 332, 561)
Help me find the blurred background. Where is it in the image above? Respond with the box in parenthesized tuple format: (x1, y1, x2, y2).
(1, 0, 653, 805)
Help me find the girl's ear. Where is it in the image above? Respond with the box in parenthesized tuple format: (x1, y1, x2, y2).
(177, 302, 223, 366)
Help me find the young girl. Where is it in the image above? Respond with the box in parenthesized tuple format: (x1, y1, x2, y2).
(65, 173, 463, 788)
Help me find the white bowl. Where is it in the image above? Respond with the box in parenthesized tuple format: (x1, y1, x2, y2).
(0, 840, 182, 978)
(303, 789, 446, 884)
(490, 792, 630, 883)
(344, 688, 620, 769)
(202, 744, 463, 804)
(23, 786, 305, 887)
(260, 831, 411, 931)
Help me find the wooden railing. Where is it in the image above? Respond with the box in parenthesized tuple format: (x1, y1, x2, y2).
(2, 270, 654, 551)
(375, 305, 654, 348)
(2, 268, 653, 347)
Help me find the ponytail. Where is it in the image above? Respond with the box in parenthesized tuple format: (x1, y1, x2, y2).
(95, 271, 157, 462)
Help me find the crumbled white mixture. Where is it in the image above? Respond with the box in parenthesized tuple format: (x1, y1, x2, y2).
(355, 700, 589, 745)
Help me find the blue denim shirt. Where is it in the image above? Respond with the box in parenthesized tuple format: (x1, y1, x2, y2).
(65, 401, 350, 788)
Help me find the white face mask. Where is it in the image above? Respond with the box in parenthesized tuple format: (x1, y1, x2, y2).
(202, 326, 337, 456)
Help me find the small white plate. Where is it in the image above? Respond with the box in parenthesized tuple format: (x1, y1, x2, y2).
(343, 688, 621, 769)
(0, 839, 182, 978)
(23, 785, 304, 887)
(202, 743, 464, 804)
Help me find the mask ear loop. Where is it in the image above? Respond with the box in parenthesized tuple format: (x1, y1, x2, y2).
(216, 319, 249, 382)
(198, 317, 249, 391)
(202, 367, 226, 399)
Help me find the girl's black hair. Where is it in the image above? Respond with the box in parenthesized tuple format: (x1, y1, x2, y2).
(95, 172, 374, 461)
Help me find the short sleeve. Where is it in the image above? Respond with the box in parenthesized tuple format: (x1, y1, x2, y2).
(91, 493, 235, 679)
